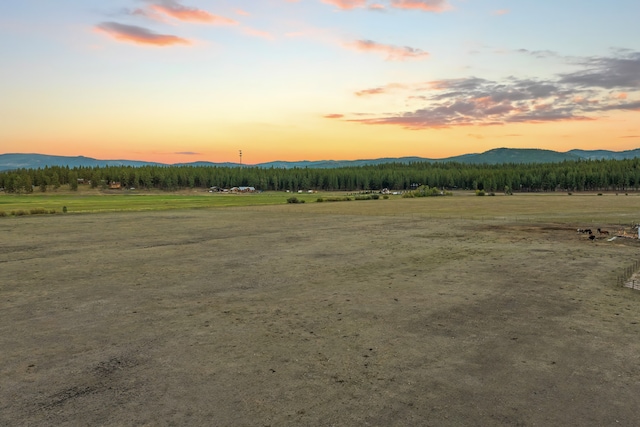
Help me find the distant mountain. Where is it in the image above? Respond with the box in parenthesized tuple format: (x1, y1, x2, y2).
(567, 148, 640, 161)
(0, 153, 161, 172)
(1, 148, 639, 172)
(447, 148, 582, 164)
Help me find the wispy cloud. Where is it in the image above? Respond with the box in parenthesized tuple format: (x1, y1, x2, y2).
(95, 22, 191, 46)
(322, 0, 367, 10)
(320, 0, 450, 12)
(175, 151, 201, 155)
(390, 0, 451, 12)
(559, 51, 640, 89)
(492, 9, 509, 15)
(149, 0, 237, 24)
(335, 51, 640, 129)
(241, 27, 275, 40)
(324, 113, 345, 119)
(347, 39, 429, 61)
(355, 83, 408, 96)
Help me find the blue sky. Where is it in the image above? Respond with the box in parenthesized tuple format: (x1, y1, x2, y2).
(1, 0, 639, 163)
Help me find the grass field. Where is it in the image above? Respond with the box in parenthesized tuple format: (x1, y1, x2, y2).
(2, 193, 640, 425)
(0, 188, 327, 214)
(2, 188, 640, 224)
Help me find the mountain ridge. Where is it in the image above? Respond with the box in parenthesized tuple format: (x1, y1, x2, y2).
(1, 148, 640, 172)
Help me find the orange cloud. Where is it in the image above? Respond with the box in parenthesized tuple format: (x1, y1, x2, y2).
(322, 0, 367, 10)
(241, 27, 275, 40)
(95, 22, 191, 46)
(348, 39, 429, 61)
(150, 1, 237, 24)
(355, 88, 387, 96)
(355, 83, 407, 96)
(390, 0, 450, 12)
(324, 114, 345, 119)
(369, 3, 386, 11)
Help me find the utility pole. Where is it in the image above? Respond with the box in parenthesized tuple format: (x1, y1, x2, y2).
(239, 150, 242, 167)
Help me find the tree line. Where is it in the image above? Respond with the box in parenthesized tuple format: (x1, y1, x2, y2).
(1, 158, 640, 193)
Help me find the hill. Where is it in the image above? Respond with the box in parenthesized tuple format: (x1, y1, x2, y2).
(1, 148, 639, 172)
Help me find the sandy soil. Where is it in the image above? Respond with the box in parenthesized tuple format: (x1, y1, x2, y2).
(2, 203, 640, 426)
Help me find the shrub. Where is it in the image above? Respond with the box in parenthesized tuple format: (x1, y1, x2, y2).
(405, 185, 451, 198)
(567, 192, 572, 195)
(371, 194, 380, 200)
(383, 195, 389, 199)
(0, 210, 6, 217)
(12, 210, 28, 216)
(30, 208, 46, 215)
(597, 193, 603, 196)
(475, 190, 485, 196)
(62, 206, 68, 213)
(316, 198, 324, 202)
(354, 195, 372, 200)
(322, 197, 351, 202)
(49, 209, 57, 214)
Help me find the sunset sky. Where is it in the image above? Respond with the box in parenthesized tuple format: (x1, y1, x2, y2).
(1, 0, 639, 164)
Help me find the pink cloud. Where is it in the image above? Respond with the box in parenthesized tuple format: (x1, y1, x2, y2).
(390, 0, 451, 12)
(348, 39, 429, 61)
(241, 27, 275, 40)
(355, 83, 407, 96)
(95, 22, 191, 46)
(322, 0, 367, 10)
(149, 1, 238, 24)
(324, 114, 345, 119)
(355, 88, 387, 96)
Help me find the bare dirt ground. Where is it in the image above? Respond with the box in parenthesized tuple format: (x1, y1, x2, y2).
(2, 198, 640, 426)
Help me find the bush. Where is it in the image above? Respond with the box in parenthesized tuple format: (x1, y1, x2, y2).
(597, 193, 603, 196)
(475, 190, 485, 196)
(405, 185, 451, 198)
(371, 194, 380, 200)
(383, 195, 389, 199)
(354, 195, 372, 200)
(63, 206, 68, 213)
(567, 192, 572, 195)
(49, 209, 57, 214)
(30, 208, 46, 215)
(322, 197, 351, 202)
(316, 198, 324, 202)
(12, 210, 28, 216)
(0, 211, 6, 217)
(286, 197, 305, 204)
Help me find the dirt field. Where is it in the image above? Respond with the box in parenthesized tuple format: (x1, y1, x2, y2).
(2, 195, 640, 426)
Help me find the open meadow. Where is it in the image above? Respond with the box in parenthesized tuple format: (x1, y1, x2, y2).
(2, 192, 640, 425)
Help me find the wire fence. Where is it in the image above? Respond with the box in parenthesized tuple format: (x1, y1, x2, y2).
(618, 259, 640, 290)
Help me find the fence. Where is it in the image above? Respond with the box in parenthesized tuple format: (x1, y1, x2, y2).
(618, 259, 640, 290)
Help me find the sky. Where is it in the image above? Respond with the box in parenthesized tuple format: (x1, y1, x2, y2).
(1, 0, 640, 165)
